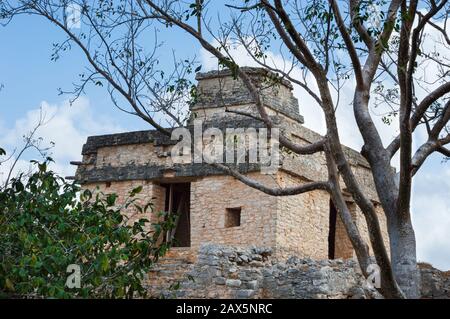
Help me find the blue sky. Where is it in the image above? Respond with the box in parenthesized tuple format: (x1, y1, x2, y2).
(0, 12, 202, 128)
(0, 15, 122, 125)
(0, 6, 449, 270)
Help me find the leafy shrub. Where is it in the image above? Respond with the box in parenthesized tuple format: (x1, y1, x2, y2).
(0, 160, 172, 298)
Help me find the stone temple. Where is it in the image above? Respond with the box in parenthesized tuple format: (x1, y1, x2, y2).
(72, 67, 389, 261)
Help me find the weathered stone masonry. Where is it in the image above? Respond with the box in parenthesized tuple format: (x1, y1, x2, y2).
(145, 244, 450, 299)
(72, 67, 399, 297)
(145, 244, 380, 299)
(74, 67, 388, 261)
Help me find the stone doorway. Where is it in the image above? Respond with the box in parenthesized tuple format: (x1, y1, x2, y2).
(328, 199, 356, 259)
(328, 199, 338, 259)
(162, 182, 191, 247)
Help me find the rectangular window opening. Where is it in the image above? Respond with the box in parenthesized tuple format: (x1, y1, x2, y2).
(225, 207, 241, 228)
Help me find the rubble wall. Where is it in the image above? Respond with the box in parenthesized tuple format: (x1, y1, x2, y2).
(145, 244, 450, 299)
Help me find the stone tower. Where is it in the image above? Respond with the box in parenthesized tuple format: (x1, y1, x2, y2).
(73, 67, 389, 260)
(191, 67, 304, 124)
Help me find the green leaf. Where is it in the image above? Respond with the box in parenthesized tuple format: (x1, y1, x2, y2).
(106, 193, 118, 206)
(130, 185, 143, 196)
(100, 254, 109, 272)
(14, 181, 24, 192)
(5, 278, 15, 291)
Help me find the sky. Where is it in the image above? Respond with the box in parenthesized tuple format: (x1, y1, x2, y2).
(0, 4, 449, 270)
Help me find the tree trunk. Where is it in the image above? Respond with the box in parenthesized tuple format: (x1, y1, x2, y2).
(387, 214, 421, 298)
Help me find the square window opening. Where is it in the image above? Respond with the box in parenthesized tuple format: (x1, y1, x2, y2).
(225, 207, 241, 228)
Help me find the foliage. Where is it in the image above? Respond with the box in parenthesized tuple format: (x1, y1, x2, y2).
(0, 160, 172, 298)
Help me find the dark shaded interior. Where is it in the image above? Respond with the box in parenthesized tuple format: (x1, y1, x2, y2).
(225, 207, 241, 228)
(328, 199, 337, 259)
(162, 182, 191, 247)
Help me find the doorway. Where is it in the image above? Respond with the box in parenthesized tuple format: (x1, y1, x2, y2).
(328, 199, 337, 259)
(328, 199, 356, 259)
(162, 183, 191, 247)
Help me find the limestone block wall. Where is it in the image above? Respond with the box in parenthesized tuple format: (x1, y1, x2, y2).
(274, 170, 390, 260)
(190, 173, 278, 250)
(276, 171, 330, 259)
(334, 205, 357, 259)
(78, 159, 389, 262)
(355, 204, 390, 257)
(81, 180, 166, 231)
(194, 68, 303, 123)
(95, 143, 168, 168)
(188, 169, 383, 261)
(332, 203, 390, 259)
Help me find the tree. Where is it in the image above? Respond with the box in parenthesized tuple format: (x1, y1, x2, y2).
(0, 158, 172, 298)
(1, 0, 449, 298)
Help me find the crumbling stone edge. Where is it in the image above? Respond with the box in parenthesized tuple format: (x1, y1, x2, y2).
(144, 244, 450, 299)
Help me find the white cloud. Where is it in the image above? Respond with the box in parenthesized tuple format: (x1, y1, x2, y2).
(0, 97, 123, 181)
(413, 162, 450, 270)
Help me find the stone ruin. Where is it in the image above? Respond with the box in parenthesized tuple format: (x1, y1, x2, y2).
(144, 243, 449, 299)
(72, 67, 389, 261)
(70, 67, 412, 298)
